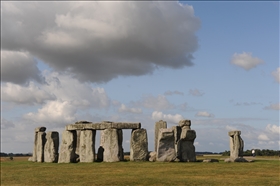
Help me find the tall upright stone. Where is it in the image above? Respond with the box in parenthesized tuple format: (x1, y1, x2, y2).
(74, 121, 91, 158)
(228, 130, 244, 159)
(154, 120, 167, 151)
(172, 126, 182, 160)
(44, 131, 59, 163)
(97, 130, 105, 161)
(36, 131, 46, 162)
(156, 128, 176, 162)
(103, 128, 124, 162)
(32, 127, 46, 162)
(79, 130, 96, 162)
(58, 130, 77, 163)
(130, 129, 148, 161)
(179, 129, 196, 162)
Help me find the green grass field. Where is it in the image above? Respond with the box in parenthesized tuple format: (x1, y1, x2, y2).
(1, 156, 279, 186)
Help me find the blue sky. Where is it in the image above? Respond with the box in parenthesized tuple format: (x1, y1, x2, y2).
(1, 1, 279, 153)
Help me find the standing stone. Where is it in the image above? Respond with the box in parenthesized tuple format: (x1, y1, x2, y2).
(36, 132, 46, 162)
(117, 129, 124, 161)
(156, 128, 176, 162)
(97, 130, 105, 161)
(228, 130, 244, 159)
(172, 126, 182, 160)
(79, 130, 96, 162)
(58, 130, 77, 163)
(74, 121, 90, 159)
(32, 133, 38, 162)
(44, 131, 59, 163)
(32, 127, 46, 162)
(179, 129, 196, 162)
(103, 129, 123, 162)
(130, 129, 148, 161)
(154, 120, 167, 151)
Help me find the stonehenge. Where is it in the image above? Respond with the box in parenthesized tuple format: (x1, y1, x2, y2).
(30, 119, 247, 164)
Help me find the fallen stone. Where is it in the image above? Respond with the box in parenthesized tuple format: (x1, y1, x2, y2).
(234, 157, 248, 162)
(156, 128, 176, 162)
(203, 159, 219, 163)
(79, 130, 96, 162)
(149, 151, 157, 162)
(58, 130, 77, 163)
(154, 120, 167, 151)
(130, 129, 148, 161)
(44, 131, 59, 163)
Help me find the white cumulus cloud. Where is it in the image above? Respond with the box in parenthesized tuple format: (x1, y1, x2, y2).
(230, 52, 264, 70)
(271, 67, 280, 83)
(195, 111, 214, 117)
(118, 104, 142, 114)
(152, 111, 184, 124)
(258, 134, 270, 141)
(265, 124, 280, 135)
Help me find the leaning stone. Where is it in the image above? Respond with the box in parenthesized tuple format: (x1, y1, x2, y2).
(36, 132, 46, 162)
(79, 130, 96, 162)
(44, 131, 59, 163)
(154, 120, 167, 151)
(103, 129, 123, 162)
(178, 120, 191, 128)
(156, 128, 176, 162)
(58, 130, 77, 163)
(130, 129, 148, 161)
(149, 151, 157, 162)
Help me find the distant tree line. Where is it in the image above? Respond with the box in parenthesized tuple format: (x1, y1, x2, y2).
(222, 149, 280, 156)
(0, 152, 32, 157)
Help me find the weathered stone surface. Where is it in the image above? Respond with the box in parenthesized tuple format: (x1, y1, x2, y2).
(172, 126, 182, 160)
(179, 140, 196, 162)
(79, 130, 96, 162)
(117, 129, 124, 161)
(178, 120, 191, 128)
(156, 128, 176, 162)
(228, 130, 244, 159)
(58, 130, 77, 163)
(228, 130, 241, 137)
(32, 132, 38, 162)
(44, 131, 59, 163)
(65, 122, 141, 131)
(149, 151, 157, 162)
(35, 127, 46, 132)
(154, 120, 167, 151)
(130, 129, 148, 161)
(180, 129, 196, 141)
(97, 130, 105, 161)
(36, 132, 46, 162)
(103, 129, 123, 162)
(203, 159, 219, 163)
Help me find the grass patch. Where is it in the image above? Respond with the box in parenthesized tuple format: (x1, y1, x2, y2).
(1, 156, 279, 186)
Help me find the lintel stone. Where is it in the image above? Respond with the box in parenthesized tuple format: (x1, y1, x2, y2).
(65, 122, 141, 131)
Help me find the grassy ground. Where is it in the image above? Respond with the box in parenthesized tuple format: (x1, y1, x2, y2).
(1, 156, 279, 186)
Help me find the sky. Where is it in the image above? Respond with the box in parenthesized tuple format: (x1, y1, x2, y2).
(1, 1, 279, 153)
